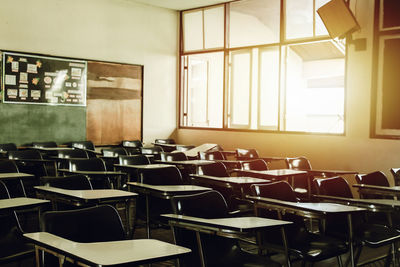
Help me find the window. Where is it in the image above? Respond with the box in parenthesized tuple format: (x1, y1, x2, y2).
(180, 0, 345, 135)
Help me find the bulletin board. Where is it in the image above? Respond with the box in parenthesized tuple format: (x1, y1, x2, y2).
(1, 51, 87, 106)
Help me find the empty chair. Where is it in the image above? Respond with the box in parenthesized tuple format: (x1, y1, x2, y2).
(390, 168, 400, 186)
(101, 147, 128, 158)
(0, 143, 17, 152)
(68, 141, 97, 157)
(286, 156, 313, 200)
(154, 138, 175, 144)
(250, 181, 348, 266)
(286, 156, 312, 170)
(176, 145, 195, 152)
(160, 152, 188, 161)
(198, 162, 229, 177)
(68, 158, 110, 189)
(32, 141, 57, 148)
(355, 171, 390, 199)
(41, 174, 93, 190)
(0, 160, 26, 197)
(170, 190, 280, 267)
(235, 148, 259, 160)
(241, 159, 268, 171)
(138, 165, 183, 185)
(41, 205, 126, 266)
(122, 140, 142, 155)
(119, 155, 150, 165)
(58, 149, 88, 159)
(0, 181, 35, 266)
(314, 176, 400, 266)
(198, 151, 226, 160)
(140, 146, 163, 161)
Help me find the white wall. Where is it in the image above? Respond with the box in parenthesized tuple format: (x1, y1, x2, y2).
(177, 0, 400, 184)
(0, 0, 178, 143)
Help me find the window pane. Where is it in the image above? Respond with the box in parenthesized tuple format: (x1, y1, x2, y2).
(285, 0, 313, 39)
(315, 0, 330, 36)
(259, 47, 279, 129)
(230, 0, 280, 48)
(183, 10, 203, 51)
(230, 51, 251, 126)
(284, 41, 345, 133)
(204, 6, 224, 49)
(184, 52, 223, 128)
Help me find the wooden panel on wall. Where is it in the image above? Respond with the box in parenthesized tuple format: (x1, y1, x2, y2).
(86, 61, 142, 145)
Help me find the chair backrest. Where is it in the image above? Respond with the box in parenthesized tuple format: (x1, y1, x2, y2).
(101, 147, 128, 157)
(198, 151, 226, 160)
(68, 158, 106, 171)
(355, 171, 390, 187)
(118, 155, 150, 165)
(241, 159, 268, 171)
(250, 181, 298, 202)
(138, 166, 183, 185)
(8, 150, 43, 160)
(390, 168, 400, 186)
(160, 152, 188, 161)
(122, 140, 143, 148)
(199, 162, 229, 177)
(69, 141, 95, 151)
(42, 175, 93, 190)
(0, 143, 17, 152)
(0, 180, 10, 199)
(41, 205, 126, 243)
(0, 160, 19, 173)
(140, 146, 163, 154)
(313, 176, 353, 198)
(57, 149, 88, 159)
(235, 148, 259, 160)
(176, 145, 195, 152)
(32, 142, 57, 148)
(286, 156, 312, 170)
(154, 138, 175, 144)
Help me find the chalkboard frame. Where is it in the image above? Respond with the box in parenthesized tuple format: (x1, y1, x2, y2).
(1, 51, 87, 106)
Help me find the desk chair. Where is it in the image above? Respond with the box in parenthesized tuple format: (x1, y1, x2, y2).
(390, 168, 400, 186)
(68, 158, 111, 189)
(160, 152, 188, 161)
(250, 181, 347, 266)
(122, 140, 142, 155)
(235, 148, 259, 160)
(198, 151, 226, 160)
(0, 160, 26, 197)
(32, 141, 57, 148)
(101, 147, 128, 170)
(68, 141, 97, 157)
(355, 171, 390, 198)
(119, 155, 150, 165)
(140, 146, 163, 161)
(0, 143, 17, 152)
(40, 205, 126, 267)
(314, 176, 400, 266)
(241, 159, 268, 171)
(286, 156, 315, 201)
(176, 145, 195, 152)
(0, 181, 35, 266)
(154, 138, 175, 144)
(41, 175, 93, 190)
(170, 190, 281, 267)
(56, 149, 89, 169)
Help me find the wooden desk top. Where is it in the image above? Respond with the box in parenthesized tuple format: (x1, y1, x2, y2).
(0, 172, 34, 180)
(247, 196, 366, 214)
(35, 186, 137, 200)
(24, 232, 191, 266)
(353, 184, 400, 193)
(191, 175, 270, 184)
(128, 182, 211, 197)
(58, 169, 124, 175)
(306, 169, 358, 176)
(155, 160, 211, 166)
(162, 214, 291, 233)
(0, 197, 50, 211)
(315, 194, 400, 211)
(114, 164, 171, 169)
(31, 147, 73, 151)
(237, 169, 307, 177)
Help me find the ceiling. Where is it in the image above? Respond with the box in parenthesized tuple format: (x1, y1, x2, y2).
(130, 0, 232, 10)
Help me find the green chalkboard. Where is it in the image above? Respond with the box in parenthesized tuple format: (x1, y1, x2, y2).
(0, 103, 86, 146)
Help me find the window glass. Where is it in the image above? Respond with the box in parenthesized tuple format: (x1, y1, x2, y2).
(315, 0, 330, 36)
(204, 6, 225, 49)
(183, 10, 203, 51)
(230, 0, 280, 47)
(285, 0, 313, 39)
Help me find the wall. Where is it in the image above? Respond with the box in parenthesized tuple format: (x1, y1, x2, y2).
(0, 0, 178, 144)
(177, 0, 400, 183)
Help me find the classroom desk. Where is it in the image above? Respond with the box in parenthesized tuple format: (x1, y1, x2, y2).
(154, 160, 212, 178)
(0, 172, 35, 197)
(35, 186, 137, 237)
(114, 164, 172, 183)
(162, 214, 292, 267)
(353, 184, 400, 198)
(247, 195, 366, 267)
(128, 182, 212, 238)
(0, 197, 50, 212)
(12, 158, 58, 177)
(305, 169, 358, 177)
(58, 169, 125, 189)
(24, 232, 191, 267)
(190, 175, 271, 199)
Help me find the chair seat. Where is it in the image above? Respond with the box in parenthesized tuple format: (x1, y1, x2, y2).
(0, 226, 34, 263)
(290, 232, 348, 262)
(357, 223, 400, 247)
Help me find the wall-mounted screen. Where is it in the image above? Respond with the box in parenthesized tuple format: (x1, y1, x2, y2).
(1, 51, 87, 106)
